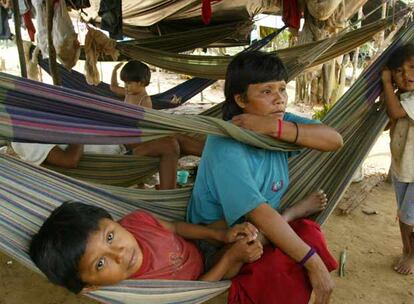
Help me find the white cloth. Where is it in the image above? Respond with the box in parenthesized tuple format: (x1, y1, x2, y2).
(32, 0, 78, 63)
(401, 92, 414, 120)
(11, 143, 127, 166)
(390, 91, 414, 182)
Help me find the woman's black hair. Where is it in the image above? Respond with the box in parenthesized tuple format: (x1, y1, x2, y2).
(29, 202, 112, 294)
(222, 51, 288, 121)
(386, 43, 414, 70)
(120, 60, 151, 86)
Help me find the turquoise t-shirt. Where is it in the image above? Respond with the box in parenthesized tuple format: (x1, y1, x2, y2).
(187, 112, 320, 226)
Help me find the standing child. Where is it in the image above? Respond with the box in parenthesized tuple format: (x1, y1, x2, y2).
(29, 202, 263, 293)
(382, 43, 414, 275)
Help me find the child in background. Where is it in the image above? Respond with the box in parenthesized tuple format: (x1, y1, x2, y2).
(110, 60, 205, 170)
(381, 43, 414, 275)
(29, 202, 263, 294)
(111, 60, 152, 108)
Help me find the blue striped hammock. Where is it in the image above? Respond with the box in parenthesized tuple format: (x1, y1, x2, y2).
(38, 26, 284, 110)
(0, 20, 413, 304)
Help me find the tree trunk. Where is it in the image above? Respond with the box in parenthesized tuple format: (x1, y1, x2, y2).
(46, 0, 61, 85)
(12, 0, 27, 78)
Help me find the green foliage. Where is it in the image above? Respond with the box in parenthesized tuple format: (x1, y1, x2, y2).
(312, 103, 334, 120)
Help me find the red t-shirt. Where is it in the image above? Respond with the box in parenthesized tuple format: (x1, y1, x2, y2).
(119, 211, 203, 280)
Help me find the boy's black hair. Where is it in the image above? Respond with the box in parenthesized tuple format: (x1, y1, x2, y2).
(29, 202, 112, 294)
(120, 60, 151, 86)
(222, 51, 288, 121)
(386, 43, 414, 70)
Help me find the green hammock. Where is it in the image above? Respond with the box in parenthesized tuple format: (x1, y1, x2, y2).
(120, 20, 253, 52)
(0, 18, 413, 304)
(118, 18, 391, 79)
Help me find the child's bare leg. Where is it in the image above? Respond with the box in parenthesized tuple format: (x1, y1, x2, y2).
(174, 134, 205, 156)
(282, 190, 328, 222)
(394, 221, 414, 275)
(126, 136, 180, 190)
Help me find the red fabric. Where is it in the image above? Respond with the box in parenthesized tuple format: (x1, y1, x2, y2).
(282, 0, 301, 29)
(228, 219, 338, 304)
(22, 11, 35, 42)
(119, 211, 204, 280)
(201, 0, 221, 24)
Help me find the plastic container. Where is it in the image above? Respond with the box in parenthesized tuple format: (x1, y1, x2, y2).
(177, 170, 190, 185)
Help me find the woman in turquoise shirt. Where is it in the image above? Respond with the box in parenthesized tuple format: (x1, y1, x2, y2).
(188, 51, 343, 304)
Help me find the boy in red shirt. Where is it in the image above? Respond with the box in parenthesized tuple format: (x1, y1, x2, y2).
(29, 202, 262, 293)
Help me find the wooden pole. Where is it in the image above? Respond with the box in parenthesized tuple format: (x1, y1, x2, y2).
(12, 0, 27, 78)
(46, 0, 61, 85)
(378, 2, 388, 51)
(351, 7, 363, 83)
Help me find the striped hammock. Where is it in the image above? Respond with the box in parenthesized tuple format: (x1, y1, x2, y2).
(0, 19, 413, 304)
(120, 20, 254, 52)
(40, 26, 283, 112)
(117, 18, 392, 79)
(38, 59, 212, 110)
(34, 19, 393, 188)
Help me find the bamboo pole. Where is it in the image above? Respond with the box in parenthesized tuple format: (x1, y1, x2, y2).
(46, 0, 61, 85)
(12, 0, 27, 78)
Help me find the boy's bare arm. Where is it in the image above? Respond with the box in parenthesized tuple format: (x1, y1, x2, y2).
(159, 219, 226, 243)
(158, 220, 258, 245)
(110, 63, 126, 97)
(382, 69, 407, 119)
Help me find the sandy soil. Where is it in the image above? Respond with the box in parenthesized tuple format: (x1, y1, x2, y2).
(1, 44, 413, 304)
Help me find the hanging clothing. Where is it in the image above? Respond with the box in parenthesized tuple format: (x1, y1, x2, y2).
(0, 6, 11, 40)
(32, 0, 79, 69)
(98, 0, 122, 40)
(65, 0, 90, 9)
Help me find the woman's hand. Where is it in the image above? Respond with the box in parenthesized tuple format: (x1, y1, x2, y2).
(224, 222, 258, 243)
(305, 254, 335, 304)
(226, 238, 263, 264)
(232, 114, 278, 135)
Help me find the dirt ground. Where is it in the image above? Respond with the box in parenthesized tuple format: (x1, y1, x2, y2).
(1, 47, 413, 304)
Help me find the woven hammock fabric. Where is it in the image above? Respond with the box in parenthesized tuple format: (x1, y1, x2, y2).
(0, 71, 297, 150)
(38, 59, 211, 110)
(117, 18, 391, 79)
(121, 20, 253, 52)
(39, 25, 281, 113)
(0, 154, 229, 304)
(0, 18, 413, 304)
(0, 28, 293, 150)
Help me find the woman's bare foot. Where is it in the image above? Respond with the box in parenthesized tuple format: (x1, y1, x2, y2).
(282, 190, 328, 222)
(394, 254, 414, 275)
